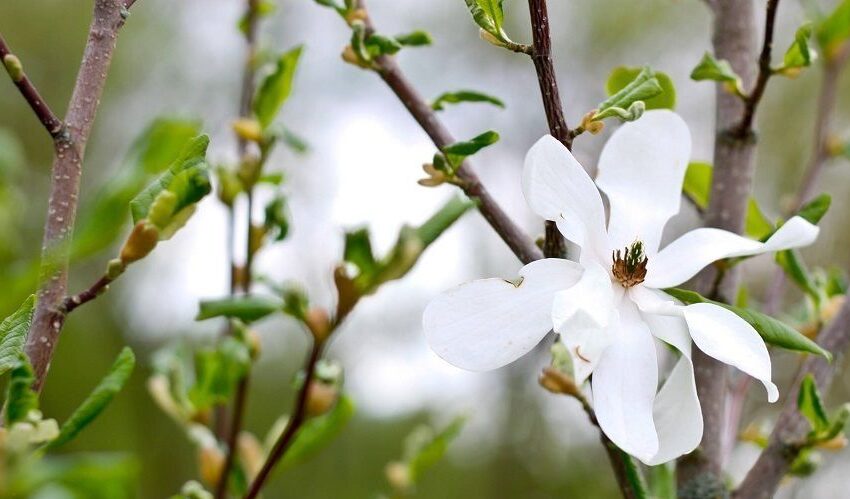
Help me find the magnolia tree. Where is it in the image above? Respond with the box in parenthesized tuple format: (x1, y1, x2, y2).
(1, 0, 850, 497)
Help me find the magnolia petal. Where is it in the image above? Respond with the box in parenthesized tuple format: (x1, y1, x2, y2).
(423, 258, 582, 371)
(592, 299, 659, 462)
(645, 216, 819, 289)
(596, 110, 692, 254)
(552, 263, 619, 383)
(630, 286, 691, 357)
(646, 356, 703, 465)
(683, 303, 779, 402)
(522, 135, 608, 264)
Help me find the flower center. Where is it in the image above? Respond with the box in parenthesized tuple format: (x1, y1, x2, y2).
(612, 241, 648, 288)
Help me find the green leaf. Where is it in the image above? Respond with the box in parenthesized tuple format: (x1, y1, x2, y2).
(404, 417, 465, 483)
(189, 337, 251, 410)
(690, 52, 743, 94)
(49, 347, 136, 449)
(464, 0, 506, 40)
(280, 395, 355, 468)
(594, 67, 663, 122)
(6, 355, 39, 425)
(130, 135, 210, 224)
(196, 296, 283, 323)
(605, 66, 676, 110)
(776, 250, 821, 303)
(365, 34, 403, 56)
(431, 90, 505, 111)
(395, 30, 433, 46)
(664, 288, 832, 359)
(264, 195, 290, 241)
(28, 453, 139, 499)
(816, 0, 850, 58)
(780, 23, 817, 72)
(442, 130, 499, 166)
(0, 295, 35, 376)
(313, 0, 347, 16)
(266, 124, 309, 154)
(344, 227, 379, 278)
(797, 194, 831, 224)
(745, 198, 774, 240)
(253, 46, 303, 128)
(798, 373, 829, 433)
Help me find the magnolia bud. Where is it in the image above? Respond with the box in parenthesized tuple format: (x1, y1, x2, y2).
(237, 155, 262, 190)
(304, 307, 331, 343)
(198, 445, 225, 487)
(232, 118, 264, 143)
(3, 54, 24, 82)
(538, 367, 579, 397)
(120, 222, 160, 264)
(305, 380, 338, 417)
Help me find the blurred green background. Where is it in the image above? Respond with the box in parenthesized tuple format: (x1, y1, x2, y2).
(1, 0, 849, 497)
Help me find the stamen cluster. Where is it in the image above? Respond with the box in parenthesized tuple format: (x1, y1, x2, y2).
(612, 241, 648, 288)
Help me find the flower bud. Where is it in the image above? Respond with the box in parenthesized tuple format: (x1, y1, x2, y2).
(237, 431, 265, 480)
(120, 222, 160, 264)
(341, 45, 371, 69)
(345, 8, 368, 25)
(538, 367, 579, 397)
(384, 461, 412, 492)
(304, 307, 332, 343)
(232, 118, 264, 143)
(305, 380, 338, 417)
(825, 134, 844, 157)
(3, 54, 24, 82)
(198, 445, 225, 487)
(106, 258, 126, 280)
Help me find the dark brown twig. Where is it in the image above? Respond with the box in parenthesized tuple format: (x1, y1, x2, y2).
(0, 34, 65, 139)
(25, 0, 139, 393)
(243, 339, 324, 499)
(733, 299, 850, 499)
(354, 0, 542, 265)
(58, 274, 114, 315)
(734, 0, 780, 136)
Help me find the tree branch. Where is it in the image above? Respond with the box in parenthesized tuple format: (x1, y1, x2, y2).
(526, 0, 568, 259)
(353, 1, 542, 264)
(243, 339, 324, 499)
(0, 34, 65, 139)
(25, 0, 139, 393)
(733, 298, 850, 499)
(679, 0, 778, 487)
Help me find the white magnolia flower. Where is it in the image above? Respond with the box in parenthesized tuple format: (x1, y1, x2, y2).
(423, 110, 819, 464)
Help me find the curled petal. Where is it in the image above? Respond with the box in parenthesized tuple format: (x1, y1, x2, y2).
(522, 135, 608, 264)
(592, 299, 659, 462)
(645, 216, 819, 289)
(646, 356, 703, 465)
(596, 110, 692, 254)
(683, 303, 778, 402)
(424, 258, 582, 371)
(552, 263, 619, 383)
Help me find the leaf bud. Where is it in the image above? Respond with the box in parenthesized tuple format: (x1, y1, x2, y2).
(120, 222, 160, 264)
(198, 445, 225, 487)
(304, 307, 332, 343)
(538, 366, 579, 397)
(305, 380, 338, 417)
(232, 118, 264, 143)
(3, 54, 24, 82)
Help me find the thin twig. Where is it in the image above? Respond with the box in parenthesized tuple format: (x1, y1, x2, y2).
(58, 274, 114, 315)
(526, 0, 568, 260)
(216, 0, 263, 496)
(354, 0, 543, 265)
(733, 298, 850, 499)
(679, 0, 779, 487)
(243, 339, 324, 499)
(0, 34, 65, 139)
(25, 0, 140, 393)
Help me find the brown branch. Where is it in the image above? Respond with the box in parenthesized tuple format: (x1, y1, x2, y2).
(733, 299, 850, 499)
(24, 0, 138, 393)
(526, 0, 568, 260)
(243, 339, 324, 499)
(679, 0, 779, 487)
(0, 34, 65, 139)
(354, 1, 542, 265)
(216, 0, 263, 496)
(58, 274, 114, 315)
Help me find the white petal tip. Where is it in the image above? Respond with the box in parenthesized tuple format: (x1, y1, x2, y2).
(765, 382, 779, 403)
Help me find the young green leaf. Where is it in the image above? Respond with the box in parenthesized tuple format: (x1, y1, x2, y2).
(664, 288, 832, 359)
(745, 197, 774, 240)
(49, 347, 136, 449)
(464, 0, 506, 41)
(130, 135, 210, 224)
(253, 46, 303, 128)
(442, 130, 499, 166)
(0, 295, 35, 376)
(776, 250, 821, 304)
(690, 52, 743, 95)
(189, 337, 252, 410)
(594, 67, 662, 122)
(395, 30, 433, 46)
(431, 90, 505, 111)
(404, 416, 466, 482)
(779, 23, 817, 75)
(266, 124, 310, 154)
(6, 355, 39, 425)
(798, 373, 829, 433)
(279, 395, 355, 468)
(815, 0, 850, 59)
(605, 66, 676, 110)
(264, 195, 290, 241)
(365, 34, 403, 56)
(797, 194, 831, 225)
(196, 296, 283, 323)
(344, 227, 379, 278)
